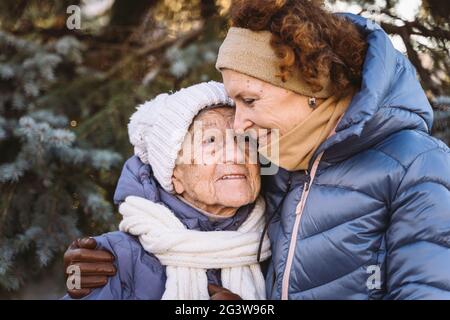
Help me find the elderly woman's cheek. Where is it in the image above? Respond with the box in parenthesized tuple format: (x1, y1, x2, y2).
(248, 164, 261, 200)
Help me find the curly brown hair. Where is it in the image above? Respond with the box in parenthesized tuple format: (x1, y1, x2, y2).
(230, 0, 367, 97)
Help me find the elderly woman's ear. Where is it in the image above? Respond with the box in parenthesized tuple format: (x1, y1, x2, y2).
(171, 168, 185, 195)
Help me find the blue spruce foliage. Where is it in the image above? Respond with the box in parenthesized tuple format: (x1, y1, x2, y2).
(0, 31, 121, 291)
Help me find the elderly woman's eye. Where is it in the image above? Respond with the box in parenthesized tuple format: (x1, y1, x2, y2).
(205, 136, 216, 144)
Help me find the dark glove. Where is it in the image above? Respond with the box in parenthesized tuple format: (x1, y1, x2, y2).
(208, 283, 243, 300)
(64, 237, 116, 299)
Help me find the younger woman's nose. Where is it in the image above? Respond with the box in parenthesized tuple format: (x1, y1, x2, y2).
(233, 105, 253, 134)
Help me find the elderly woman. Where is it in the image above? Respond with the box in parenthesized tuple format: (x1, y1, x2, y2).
(66, 1, 450, 300)
(64, 81, 269, 300)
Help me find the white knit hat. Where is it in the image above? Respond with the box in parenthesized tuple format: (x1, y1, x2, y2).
(128, 81, 234, 193)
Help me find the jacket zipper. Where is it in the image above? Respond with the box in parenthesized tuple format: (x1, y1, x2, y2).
(280, 153, 324, 300)
(279, 114, 344, 300)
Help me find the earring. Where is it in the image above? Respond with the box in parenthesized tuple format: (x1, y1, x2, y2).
(308, 97, 317, 109)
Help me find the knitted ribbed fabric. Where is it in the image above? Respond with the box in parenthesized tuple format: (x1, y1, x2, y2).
(216, 27, 333, 98)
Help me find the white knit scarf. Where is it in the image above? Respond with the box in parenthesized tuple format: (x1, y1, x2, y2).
(118, 195, 271, 300)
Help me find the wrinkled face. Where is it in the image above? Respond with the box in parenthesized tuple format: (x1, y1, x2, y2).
(172, 107, 260, 210)
(222, 69, 315, 146)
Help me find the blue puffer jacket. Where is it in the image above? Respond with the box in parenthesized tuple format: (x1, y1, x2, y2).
(264, 13, 450, 300)
(63, 156, 254, 300)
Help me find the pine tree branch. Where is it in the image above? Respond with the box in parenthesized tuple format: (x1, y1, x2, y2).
(379, 20, 444, 96)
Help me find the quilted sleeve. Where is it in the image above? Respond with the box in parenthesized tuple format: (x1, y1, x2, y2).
(385, 146, 450, 299)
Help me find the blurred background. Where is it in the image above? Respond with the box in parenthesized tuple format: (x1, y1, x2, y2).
(0, 0, 448, 299)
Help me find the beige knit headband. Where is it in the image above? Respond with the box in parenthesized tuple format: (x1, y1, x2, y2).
(215, 27, 333, 98)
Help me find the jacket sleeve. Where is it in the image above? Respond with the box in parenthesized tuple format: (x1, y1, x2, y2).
(385, 146, 450, 299)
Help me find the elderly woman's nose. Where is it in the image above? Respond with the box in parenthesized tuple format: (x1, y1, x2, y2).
(224, 138, 245, 164)
(233, 105, 253, 134)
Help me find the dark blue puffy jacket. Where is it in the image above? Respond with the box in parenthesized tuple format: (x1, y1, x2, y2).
(264, 13, 450, 300)
(63, 156, 253, 300)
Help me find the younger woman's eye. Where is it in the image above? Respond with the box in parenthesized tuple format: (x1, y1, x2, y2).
(243, 98, 256, 105)
(205, 136, 215, 144)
